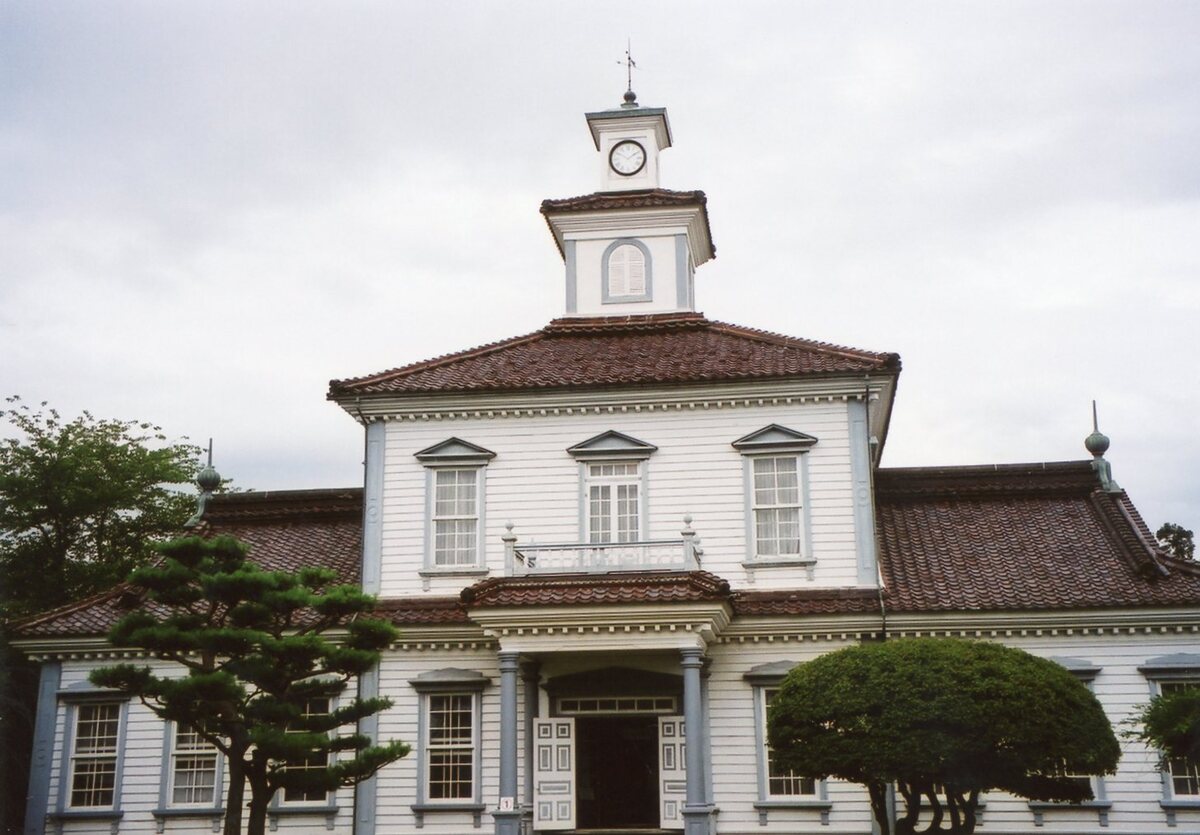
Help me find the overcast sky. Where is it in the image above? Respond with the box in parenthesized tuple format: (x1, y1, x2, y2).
(2, 2, 1198, 537)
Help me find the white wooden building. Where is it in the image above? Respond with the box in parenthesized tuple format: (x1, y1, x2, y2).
(14, 92, 1200, 835)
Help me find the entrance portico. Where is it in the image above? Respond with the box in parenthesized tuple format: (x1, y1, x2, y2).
(462, 570, 731, 835)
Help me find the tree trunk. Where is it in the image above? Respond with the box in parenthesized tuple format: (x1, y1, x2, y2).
(867, 781, 893, 835)
(246, 762, 272, 835)
(224, 760, 246, 835)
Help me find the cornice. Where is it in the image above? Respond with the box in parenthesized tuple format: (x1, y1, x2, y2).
(881, 608, 1200, 637)
(340, 376, 894, 422)
(544, 206, 712, 266)
(467, 600, 732, 650)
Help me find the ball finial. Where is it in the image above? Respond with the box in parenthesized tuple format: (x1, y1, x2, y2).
(196, 464, 222, 492)
(623, 88, 637, 105)
(1084, 430, 1110, 457)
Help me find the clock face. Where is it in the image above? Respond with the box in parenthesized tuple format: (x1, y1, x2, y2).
(609, 140, 647, 176)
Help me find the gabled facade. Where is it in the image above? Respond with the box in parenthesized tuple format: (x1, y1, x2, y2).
(13, 93, 1200, 835)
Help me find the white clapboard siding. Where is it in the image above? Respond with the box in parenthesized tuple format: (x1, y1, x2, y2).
(379, 400, 862, 597)
(706, 639, 876, 834)
(47, 660, 355, 835)
(374, 649, 509, 835)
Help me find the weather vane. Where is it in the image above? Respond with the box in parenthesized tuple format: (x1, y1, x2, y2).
(617, 40, 638, 106)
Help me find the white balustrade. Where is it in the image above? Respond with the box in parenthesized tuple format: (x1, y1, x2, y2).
(503, 517, 703, 576)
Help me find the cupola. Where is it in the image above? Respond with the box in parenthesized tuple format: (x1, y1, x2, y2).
(540, 93, 715, 319)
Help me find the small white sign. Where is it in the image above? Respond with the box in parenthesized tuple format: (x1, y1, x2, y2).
(499, 797, 515, 812)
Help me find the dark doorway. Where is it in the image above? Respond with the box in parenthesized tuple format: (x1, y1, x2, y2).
(576, 715, 659, 829)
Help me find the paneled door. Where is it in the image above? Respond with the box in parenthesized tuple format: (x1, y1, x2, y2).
(533, 718, 576, 830)
(658, 717, 686, 829)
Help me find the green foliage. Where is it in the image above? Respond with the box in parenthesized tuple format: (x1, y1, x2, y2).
(768, 638, 1120, 835)
(0, 396, 201, 619)
(1133, 686, 1200, 764)
(1156, 522, 1196, 560)
(90, 536, 409, 835)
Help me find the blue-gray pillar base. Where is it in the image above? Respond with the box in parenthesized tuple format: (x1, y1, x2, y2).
(683, 805, 715, 835)
(492, 809, 522, 835)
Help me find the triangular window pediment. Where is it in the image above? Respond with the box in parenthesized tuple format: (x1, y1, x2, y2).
(731, 424, 819, 454)
(567, 430, 657, 460)
(414, 437, 497, 465)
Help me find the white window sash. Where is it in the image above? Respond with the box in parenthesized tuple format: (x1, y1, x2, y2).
(68, 703, 122, 809)
(425, 693, 477, 803)
(432, 469, 480, 567)
(751, 457, 804, 559)
(168, 723, 220, 807)
(585, 463, 641, 543)
(761, 688, 816, 798)
(279, 698, 332, 806)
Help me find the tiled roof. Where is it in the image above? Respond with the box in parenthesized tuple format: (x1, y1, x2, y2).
(732, 587, 883, 617)
(460, 570, 732, 608)
(539, 188, 716, 260)
(374, 596, 470, 626)
(875, 462, 1200, 613)
(328, 313, 900, 397)
(11, 489, 364, 638)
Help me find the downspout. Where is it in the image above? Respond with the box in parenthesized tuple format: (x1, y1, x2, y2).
(351, 395, 373, 835)
(866, 382, 895, 835)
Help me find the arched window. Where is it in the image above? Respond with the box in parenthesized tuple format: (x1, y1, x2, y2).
(602, 239, 652, 302)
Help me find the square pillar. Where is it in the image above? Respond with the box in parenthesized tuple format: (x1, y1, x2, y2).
(680, 648, 714, 835)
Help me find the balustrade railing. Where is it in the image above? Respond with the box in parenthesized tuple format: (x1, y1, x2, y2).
(503, 516, 703, 575)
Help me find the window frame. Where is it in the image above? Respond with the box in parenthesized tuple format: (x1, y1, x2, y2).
(430, 467, 484, 568)
(415, 438, 495, 579)
(53, 688, 130, 821)
(601, 238, 653, 304)
(1026, 658, 1111, 825)
(744, 662, 830, 824)
(1138, 653, 1200, 822)
(409, 669, 489, 826)
(164, 721, 223, 810)
(732, 426, 818, 574)
(273, 696, 335, 809)
(583, 460, 645, 544)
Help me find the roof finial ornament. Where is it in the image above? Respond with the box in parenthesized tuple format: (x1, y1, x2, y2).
(618, 40, 638, 108)
(185, 438, 222, 528)
(1085, 401, 1121, 493)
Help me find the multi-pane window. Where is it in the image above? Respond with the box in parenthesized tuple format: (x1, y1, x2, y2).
(607, 244, 646, 298)
(281, 698, 330, 804)
(69, 703, 122, 808)
(763, 689, 816, 797)
(752, 457, 802, 557)
(170, 723, 219, 806)
(586, 462, 640, 543)
(427, 694, 475, 801)
(433, 469, 479, 566)
(1161, 682, 1200, 796)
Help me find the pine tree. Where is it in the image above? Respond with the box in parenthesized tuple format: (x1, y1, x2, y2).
(90, 535, 408, 835)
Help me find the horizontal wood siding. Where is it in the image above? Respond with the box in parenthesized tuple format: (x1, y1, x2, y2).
(379, 401, 861, 597)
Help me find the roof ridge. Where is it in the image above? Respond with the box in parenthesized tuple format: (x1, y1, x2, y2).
(7, 582, 131, 631)
(329, 329, 546, 396)
(706, 319, 900, 366)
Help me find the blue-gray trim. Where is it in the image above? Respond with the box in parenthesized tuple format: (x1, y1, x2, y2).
(24, 661, 61, 835)
(600, 238, 653, 304)
(566, 430, 657, 460)
(354, 664, 381, 835)
(578, 458, 648, 542)
(411, 670, 487, 826)
(674, 234, 689, 311)
(732, 424, 819, 454)
(1049, 656, 1101, 681)
(414, 438, 496, 465)
(422, 465, 488, 572)
(742, 454, 815, 571)
(680, 649, 713, 835)
(159, 720, 227, 815)
(564, 240, 577, 314)
(495, 652, 522, 835)
(56, 695, 130, 816)
(749, 678, 829, 824)
(848, 400, 879, 585)
(362, 422, 385, 595)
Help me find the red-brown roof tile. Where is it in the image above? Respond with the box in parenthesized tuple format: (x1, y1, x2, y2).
(12, 489, 364, 638)
(373, 596, 471, 625)
(461, 570, 732, 608)
(732, 587, 883, 617)
(329, 314, 900, 398)
(875, 461, 1200, 614)
(539, 189, 716, 260)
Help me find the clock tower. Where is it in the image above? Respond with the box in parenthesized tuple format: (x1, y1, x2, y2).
(540, 92, 715, 318)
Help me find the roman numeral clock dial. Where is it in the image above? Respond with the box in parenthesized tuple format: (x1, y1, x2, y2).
(609, 140, 646, 176)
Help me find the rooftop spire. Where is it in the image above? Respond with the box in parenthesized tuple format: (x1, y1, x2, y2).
(1085, 401, 1121, 493)
(619, 40, 638, 108)
(185, 438, 222, 527)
